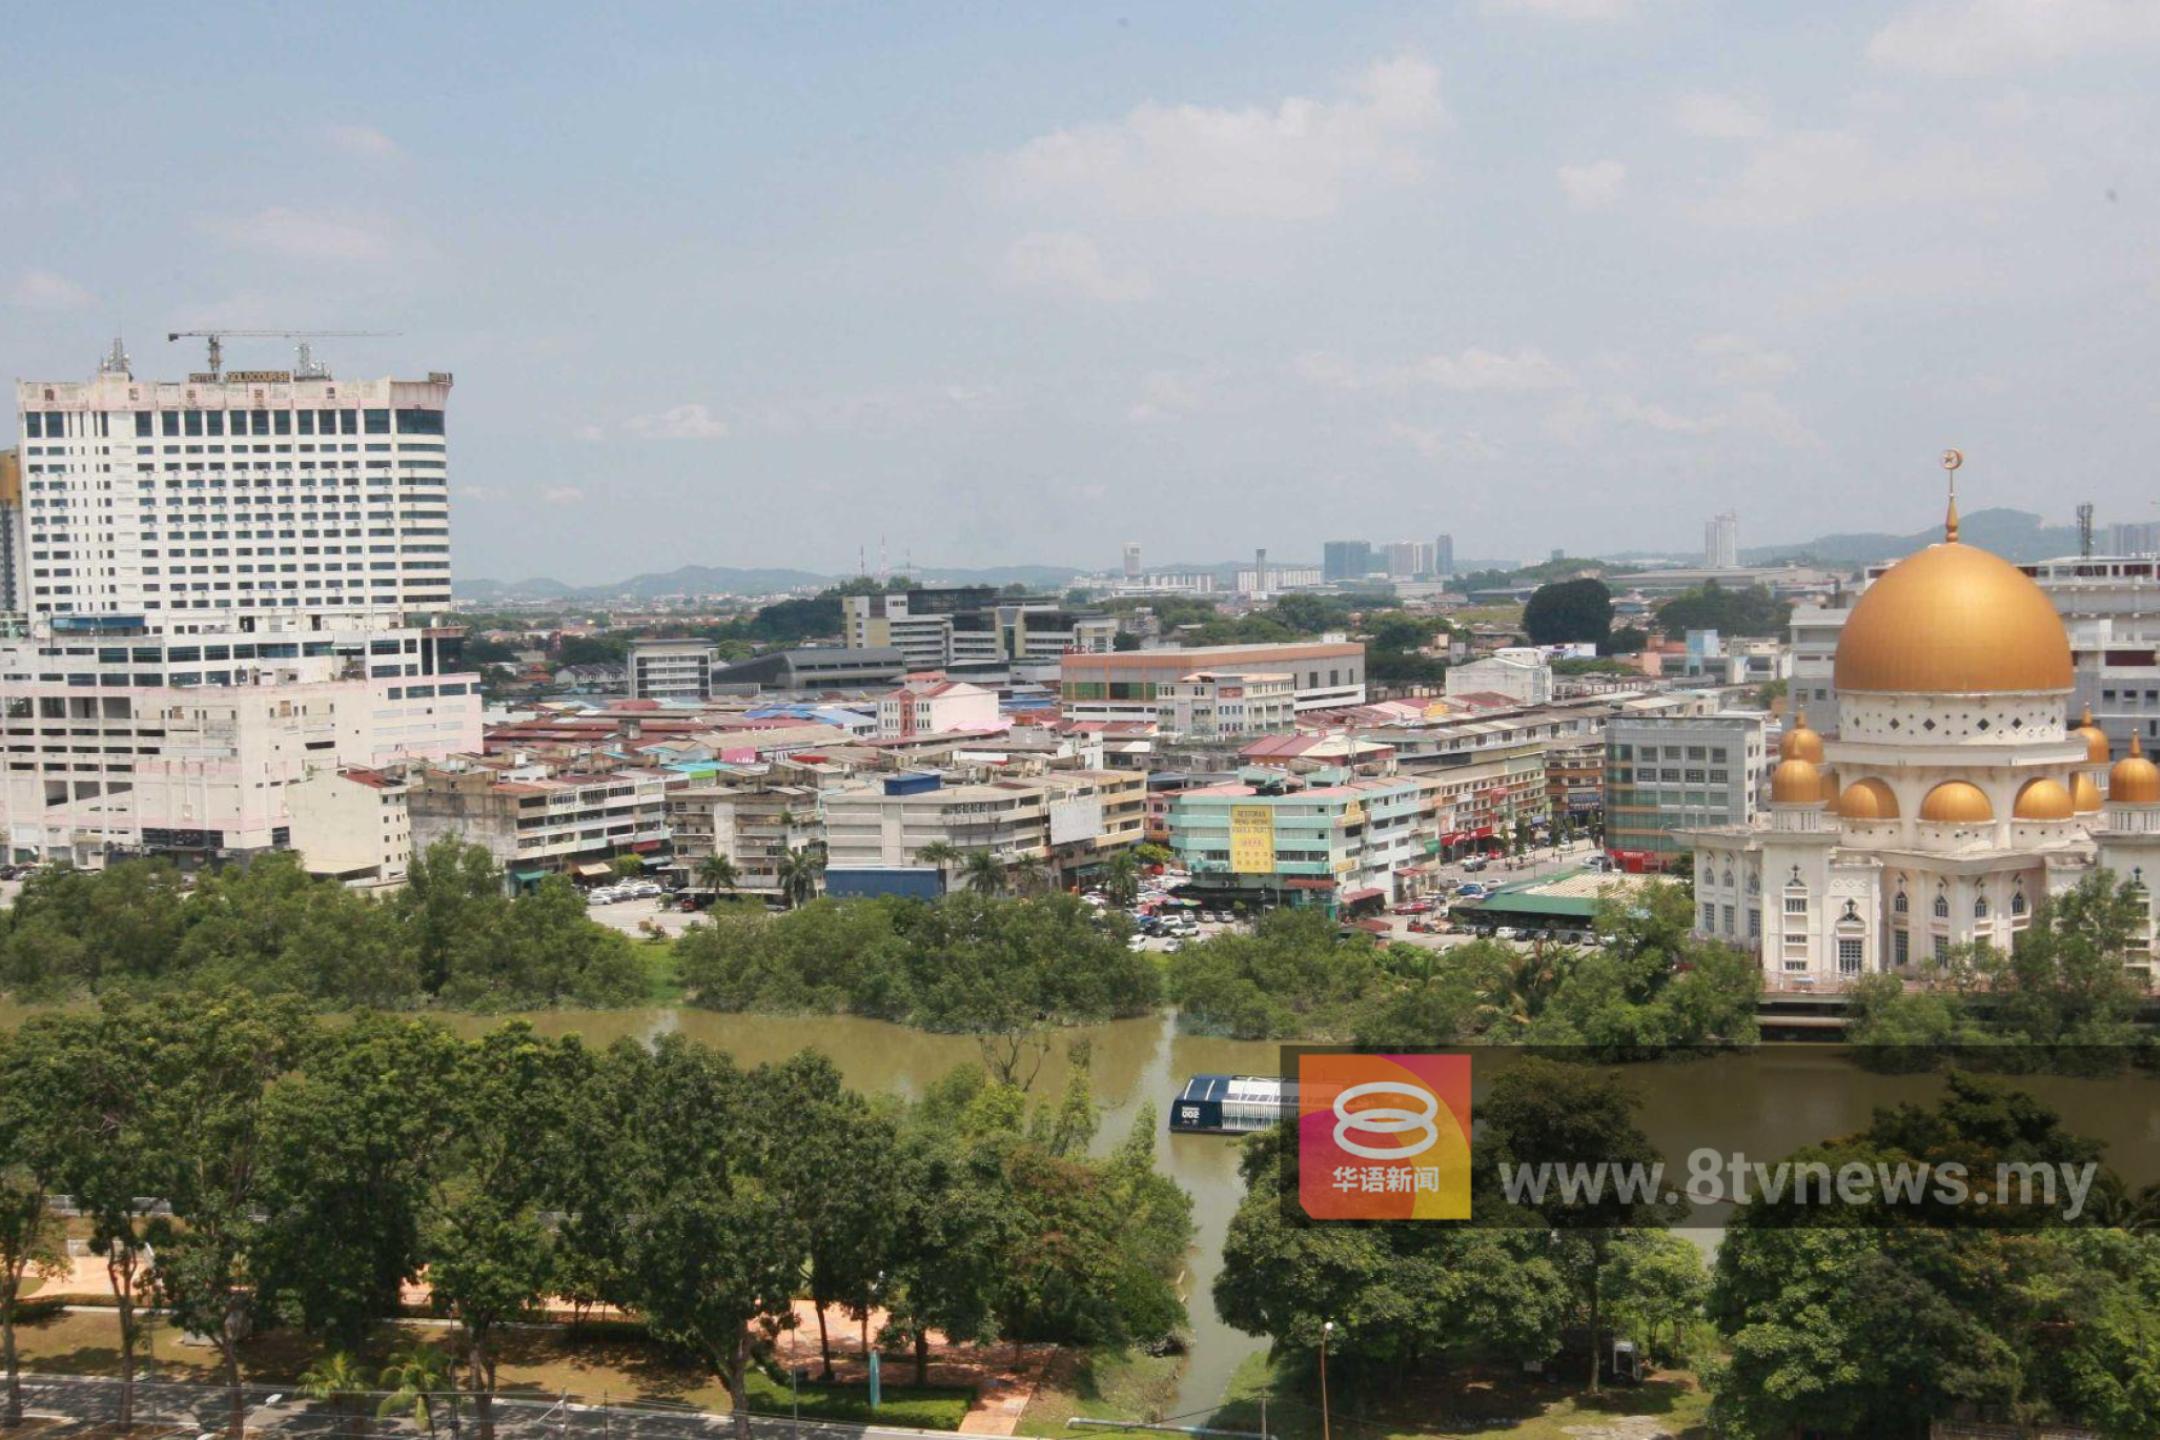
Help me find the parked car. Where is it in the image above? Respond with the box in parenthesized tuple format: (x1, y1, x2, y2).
(1495, 926, 1521, 940)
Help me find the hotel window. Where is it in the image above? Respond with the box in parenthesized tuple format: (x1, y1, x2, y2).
(1974, 895, 1989, 919)
(1838, 938, 1863, 975)
(1784, 895, 1807, 914)
(1933, 894, 1950, 919)
(2010, 890, 2027, 917)
(1700, 903, 1714, 931)
(1721, 904, 1735, 935)
(1747, 909, 1760, 940)
(1894, 890, 1908, 914)
(1894, 929, 1910, 966)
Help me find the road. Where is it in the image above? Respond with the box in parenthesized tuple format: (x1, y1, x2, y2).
(582, 893, 703, 941)
(11, 1372, 957, 1440)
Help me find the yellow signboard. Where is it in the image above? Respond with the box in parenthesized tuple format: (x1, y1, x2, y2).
(1229, 805, 1277, 874)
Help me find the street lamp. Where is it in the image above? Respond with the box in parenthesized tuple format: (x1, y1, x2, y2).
(1319, 1321, 1334, 1440)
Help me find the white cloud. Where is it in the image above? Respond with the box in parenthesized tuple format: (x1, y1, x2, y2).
(1557, 159, 1627, 211)
(204, 207, 393, 262)
(1867, 0, 2160, 76)
(1689, 131, 2043, 227)
(1127, 371, 1205, 423)
(571, 424, 606, 443)
(1694, 332, 1797, 386)
(1547, 389, 1818, 446)
(1483, 0, 1639, 19)
(1672, 91, 1768, 140)
(1298, 346, 1573, 393)
(1000, 56, 1445, 221)
(9, 268, 93, 310)
(623, 403, 730, 440)
(326, 125, 399, 160)
(998, 232, 1152, 302)
(542, 485, 585, 506)
(1390, 423, 1505, 461)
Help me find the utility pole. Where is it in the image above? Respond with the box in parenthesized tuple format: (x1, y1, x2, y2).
(1319, 1321, 1333, 1440)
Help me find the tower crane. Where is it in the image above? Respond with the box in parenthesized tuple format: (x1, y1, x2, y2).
(164, 329, 397, 380)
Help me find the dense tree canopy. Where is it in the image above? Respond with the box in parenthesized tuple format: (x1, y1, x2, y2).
(0, 843, 648, 1011)
(1523, 578, 1614, 646)
(1653, 580, 1790, 639)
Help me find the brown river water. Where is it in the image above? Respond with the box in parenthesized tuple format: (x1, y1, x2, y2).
(11, 1001, 2158, 1419)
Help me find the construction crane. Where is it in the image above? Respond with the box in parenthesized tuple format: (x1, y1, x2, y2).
(164, 329, 397, 380)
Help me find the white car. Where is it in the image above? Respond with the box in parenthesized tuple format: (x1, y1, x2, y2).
(586, 888, 620, 905)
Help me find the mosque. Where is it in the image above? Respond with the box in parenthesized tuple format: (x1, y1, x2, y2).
(1689, 464, 2160, 986)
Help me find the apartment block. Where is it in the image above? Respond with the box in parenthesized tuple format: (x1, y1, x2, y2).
(1061, 641, 1365, 724)
(1168, 772, 1438, 911)
(627, 637, 718, 703)
(1154, 669, 1296, 740)
(843, 586, 1114, 674)
(822, 768, 1144, 882)
(407, 765, 671, 887)
(1603, 713, 1767, 865)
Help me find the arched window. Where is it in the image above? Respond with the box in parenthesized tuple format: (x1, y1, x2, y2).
(1894, 891, 1909, 914)
(2010, 890, 2028, 917)
(1723, 867, 1735, 889)
(1747, 871, 1760, 895)
(1933, 893, 1950, 919)
(1974, 895, 1989, 919)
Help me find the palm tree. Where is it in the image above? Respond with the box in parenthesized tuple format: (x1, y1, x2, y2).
(379, 1340, 460, 1440)
(1101, 850, 1140, 908)
(1475, 942, 1576, 1033)
(697, 852, 739, 896)
(916, 839, 963, 880)
(777, 845, 825, 909)
(960, 849, 1008, 896)
(1008, 852, 1051, 897)
(301, 1350, 373, 1440)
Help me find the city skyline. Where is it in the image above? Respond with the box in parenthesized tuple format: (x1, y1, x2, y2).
(6, 4, 2159, 586)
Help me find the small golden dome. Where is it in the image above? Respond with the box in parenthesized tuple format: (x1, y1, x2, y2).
(1834, 542, 2073, 695)
(2012, 777, 2074, 822)
(2109, 733, 2160, 805)
(2071, 772, 2103, 813)
(1779, 710, 1824, 764)
(1920, 780, 1994, 824)
(1770, 757, 1822, 805)
(1839, 777, 1900, 820)
(2070, 705, 2110, 764)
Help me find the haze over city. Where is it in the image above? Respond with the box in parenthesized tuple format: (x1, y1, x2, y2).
(6, 1, 2160, 582)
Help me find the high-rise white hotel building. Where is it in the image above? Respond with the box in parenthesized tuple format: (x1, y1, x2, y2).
(3, 342, 480, 867)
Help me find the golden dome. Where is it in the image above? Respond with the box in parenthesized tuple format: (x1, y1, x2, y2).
(2012, 777, 2074, 821)
(1833, 542, 2072, 695)
(2071, 705, 2109, 764)
(1779, 710, 1824, 764)
(1839, 777, 1900, 820)
(1770, 757, 1822, 805)
(1920, 780, 1994, 823)
(2109, 733, 2160, 805)
(2071, 772, 2102, 813)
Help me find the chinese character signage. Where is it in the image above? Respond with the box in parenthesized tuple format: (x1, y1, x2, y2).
(1298, 1053, 1472, 1220)
(1229, 804, 1276, 874)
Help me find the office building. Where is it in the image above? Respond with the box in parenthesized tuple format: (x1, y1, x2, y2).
(1435, 533, 1454, 578)
(1123, 542, 1142, 580)
(1445, 650, 1553, 706)
(1154, 670, 1296, 740)
(844, 586, 1114, 673)
(2, 346, 480, 867)
(1322, 540, 1373, 584)
(822, 768, 1145, 889)
(626, 637, 718, 704)
(1062, 641, 1366, 724)
(712, 646, 906, 693)
(2024, 555, 2160, 756)
(876, 675, 999, 737)
(1704, 511, 1740, 570)
(1168, 772, 1437, 911)
(1786, 600, 1851, 736)
(2102, 522, 2160, 556)
(1605, 713, 1768, 865)
(407, 765, 672, 889)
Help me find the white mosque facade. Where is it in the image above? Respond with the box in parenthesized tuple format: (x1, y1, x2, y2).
(1690, 496, 2160, 985)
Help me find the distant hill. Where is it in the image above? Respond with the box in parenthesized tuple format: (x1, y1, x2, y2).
(1740, 508, 2083, 567)
(455, 561, 1087, 604)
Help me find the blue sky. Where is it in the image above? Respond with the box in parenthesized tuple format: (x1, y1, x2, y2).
(5, 1, 2158, 582)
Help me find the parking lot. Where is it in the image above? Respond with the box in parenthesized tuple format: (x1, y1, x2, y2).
(582, 889, 705, 940)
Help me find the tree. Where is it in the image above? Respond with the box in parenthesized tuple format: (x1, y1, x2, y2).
(613, 1038, 806, 1440)
(378, 1339, 461, 1440)
(423, 1026, 589, 1440)
(777, 845, 826, 909)
(299, 1350, 374, 1440)
(1472, 1060, 1682, 1393)
(49, 1009, 163, 1431)
(399, 838, 508, 996)
(698, 853, 740, 895)
(611, 854, 645, 879)
(960, 849, 1008, 896)
(0, 1024, 70, 1428)
(882, 1129, 1010, 1385)
(1523, 579, 1613, 646)
(145, 990, 311, 1439)
(1100, 850, 1140, 908)
(1007, 851, 1051, 897)
(1654, 579, 1789, 639)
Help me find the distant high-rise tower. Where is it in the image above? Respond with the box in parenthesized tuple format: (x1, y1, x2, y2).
(1705, 511, 1739, 569)
(1322, 540, 1373, 583)
(0, 448, 20, 615)
(1254, 546, 1268, 597)
(1435, 533, 1454, 578)
(1122, 541, 1142, 580)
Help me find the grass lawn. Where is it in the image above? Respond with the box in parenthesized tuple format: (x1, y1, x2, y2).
(12, 1309, 971, 1431)
(1452, 604, 1525, 627)
(639, 938, 685, 1005)
(1199, 1351, 1710, 1440)
(1014, 1346, 1182, 1437)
